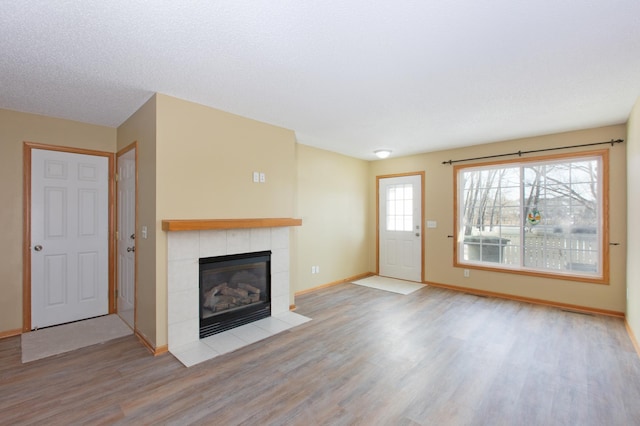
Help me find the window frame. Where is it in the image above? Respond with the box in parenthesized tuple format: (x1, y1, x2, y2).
(453, 149, 610, 284)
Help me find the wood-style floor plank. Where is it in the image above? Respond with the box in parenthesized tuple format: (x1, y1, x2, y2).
(1, 284, 640, 425)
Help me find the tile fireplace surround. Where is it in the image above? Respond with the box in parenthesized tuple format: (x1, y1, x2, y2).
(165, 219, 308, 367)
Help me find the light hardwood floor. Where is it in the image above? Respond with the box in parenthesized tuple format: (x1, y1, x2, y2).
(2, 283, 640, 425)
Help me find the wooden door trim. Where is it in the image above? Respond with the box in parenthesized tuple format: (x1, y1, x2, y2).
(23, 142, 115, 332)
(116, 141, 138, 330)
(375, 172, 425, 281)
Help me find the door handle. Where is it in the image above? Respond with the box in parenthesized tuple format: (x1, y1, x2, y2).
(415, 233, 420, 237)
(127, 246, 135, 252)
(130, 233, 135, 240)
(34, 245, 43, 251)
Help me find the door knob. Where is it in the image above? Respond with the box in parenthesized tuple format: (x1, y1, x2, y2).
(34, 245, 43, 251)
(130, 233, 135, 240)
(415, 233, 420, 237)
(127, 246, 135, 252)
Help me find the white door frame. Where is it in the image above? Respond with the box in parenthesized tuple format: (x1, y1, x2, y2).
(22, 142, 115, 332)
(376, 172, 425, 282)
(116, 142, 137, 329)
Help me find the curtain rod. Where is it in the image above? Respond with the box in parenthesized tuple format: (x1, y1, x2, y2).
(441, 138, 624, 166)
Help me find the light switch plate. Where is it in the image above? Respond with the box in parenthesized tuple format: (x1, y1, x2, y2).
(427, 220, 437, 228)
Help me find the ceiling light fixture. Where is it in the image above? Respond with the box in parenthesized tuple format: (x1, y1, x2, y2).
(374, 149, 391, 159)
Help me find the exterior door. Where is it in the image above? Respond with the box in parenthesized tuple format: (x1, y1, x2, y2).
(31, 149, 109, 328)
(378, 174, 423, 282)
(117, 147, 136, 328)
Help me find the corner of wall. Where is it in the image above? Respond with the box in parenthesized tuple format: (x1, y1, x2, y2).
(626, 95, 640, 353)
(116, 94, 160, 347)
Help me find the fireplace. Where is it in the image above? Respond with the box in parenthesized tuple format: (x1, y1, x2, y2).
(166, 223, 298, 352)
(199, 250, 271, 338)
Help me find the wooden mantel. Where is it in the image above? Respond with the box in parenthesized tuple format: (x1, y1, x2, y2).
(162, 218, 302, 232)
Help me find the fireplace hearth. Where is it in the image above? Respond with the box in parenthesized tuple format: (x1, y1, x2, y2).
(167, 224, 298, 353)
(199, 250, 271, 338)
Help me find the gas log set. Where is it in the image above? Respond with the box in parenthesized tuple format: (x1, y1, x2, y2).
(202, 281, 262, 312)
(199, 251, 271, 338)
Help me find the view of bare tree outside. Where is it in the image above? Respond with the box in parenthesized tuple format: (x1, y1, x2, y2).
(457, 154, 602, 277)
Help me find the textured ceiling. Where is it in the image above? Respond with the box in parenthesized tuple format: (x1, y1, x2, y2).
(2, 1, 640, 159)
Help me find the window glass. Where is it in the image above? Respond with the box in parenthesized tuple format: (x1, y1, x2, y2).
(386, 183, 413, 231)
(456, 153, 604, 280)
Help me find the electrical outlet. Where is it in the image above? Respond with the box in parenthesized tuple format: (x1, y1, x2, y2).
(253, 172, 259, 183)
(464, 269, 470, 278)
(259, 172, 265, 183)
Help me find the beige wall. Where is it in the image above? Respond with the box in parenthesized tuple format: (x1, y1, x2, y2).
(627, 97, 640, 343)
(0, 109, 115, 334)
(153, 94, 297, 347)
(116, 95, 158, 346)
(369, 125, 627, 313)
(1, 97, 634, 345)
(155, 94, 297, 220)
(293, 144, 370, 294)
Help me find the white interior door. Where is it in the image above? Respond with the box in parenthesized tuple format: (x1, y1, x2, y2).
(379, 175, 422, 282)
(31, 149, 109, 329)
(117, 148, 136, 328)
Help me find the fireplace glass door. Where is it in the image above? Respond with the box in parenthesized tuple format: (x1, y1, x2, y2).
(199, 251, 271, 337)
